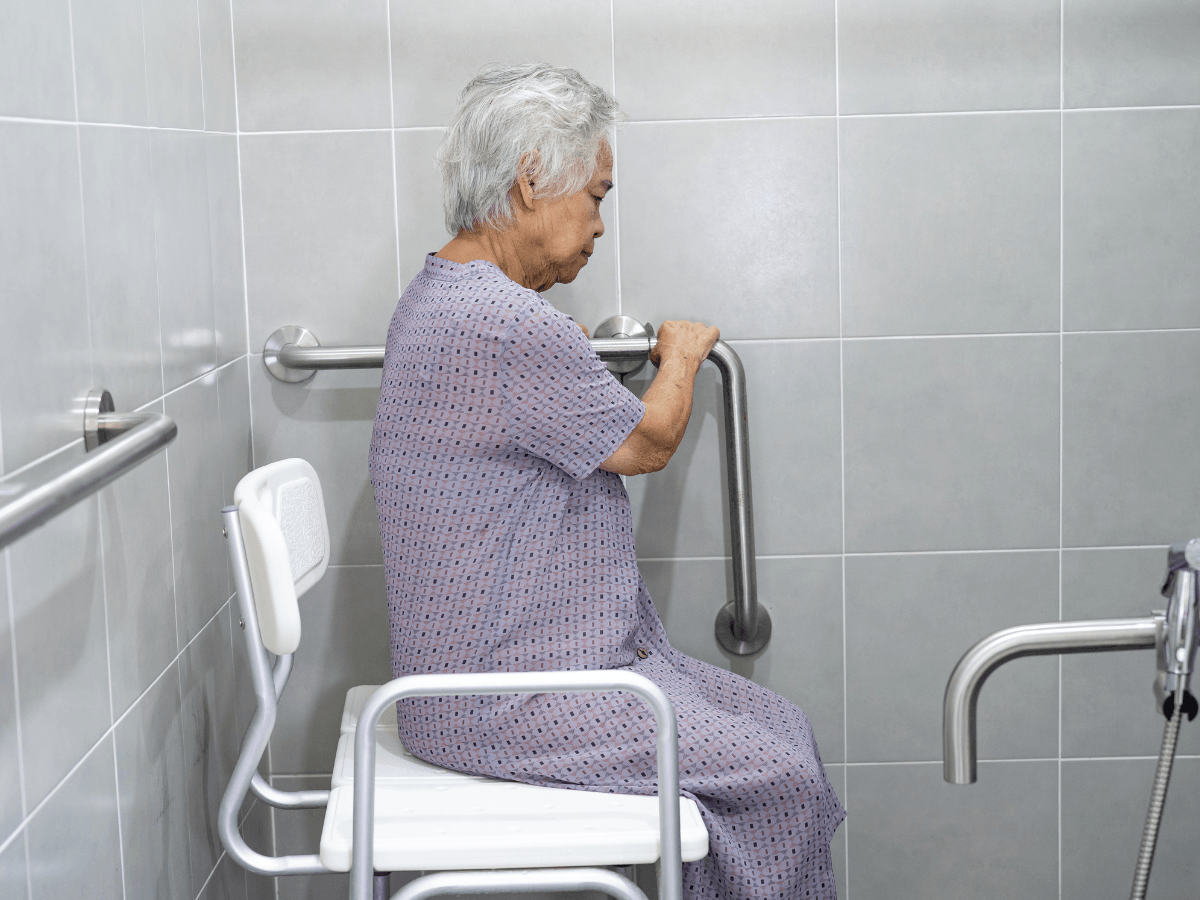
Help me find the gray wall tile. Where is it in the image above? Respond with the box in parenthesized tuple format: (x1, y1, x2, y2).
(241, 131, 399, 350)
(7, 497, 110, 809)
(627, 340, 842, 558)
(390, 0, 613, 128)
(80, 124, 165, 410)
(101, 433, 178, 716)
(845, 551, 1059, 763)
(837, 0, 1060, 114)
(1063, 758, 1200, 899)
(737, 340, 843, 555)
(272, 775, 346, 900)
(846, 761, 1057, 898)
(639, 556, 845, 762)
(0, 0, 75, 119)
(217, 357, 255, 505)
(1063, 108, 1200, 331)
(152, 129, 219, 392)
(166, 373, 230, 644)
(840, 113, 1060, 337)
(200, 853, 249, 900)
(0, 553, 22, 839)
(249, 358, 382, 566)
(613, 0, 835, 120)
(207, 133, 248, 365)
(268, 567, 390, 774)
(826, 764, 846, 894)
(1065, 0, 1200, 109)
(1061, 547, 1189, 758)
(142, 0, 206, 129)
(25, 737, 124, 900)
(626, 363, 727, 560)
(234, 0, 391, 132)
(198, 0, 238, 132)
(844, 335, 1060, 552)
(618, 119, 840, 340)
(71, 0, 149, 124)
(1063, 331, 1200, 547)
(114, 661, 191, 900)
(0, 836, 29, 900)
(0, 122, 91, 472)
(179, 605, 239, 898)
(242, 800, 276, 900)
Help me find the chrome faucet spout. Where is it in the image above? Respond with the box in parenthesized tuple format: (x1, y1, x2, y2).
(943, 616, 1163, 785)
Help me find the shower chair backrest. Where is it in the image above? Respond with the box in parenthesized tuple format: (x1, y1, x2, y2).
(232, 458, 330, 656)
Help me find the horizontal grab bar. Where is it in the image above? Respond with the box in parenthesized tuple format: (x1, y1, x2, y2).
(262, 324, 771, 655)
(0, 389, 177, 551)
(943, 615, 1163, 785)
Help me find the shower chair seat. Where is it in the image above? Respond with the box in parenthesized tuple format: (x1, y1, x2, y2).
(219, 457, 708, 898)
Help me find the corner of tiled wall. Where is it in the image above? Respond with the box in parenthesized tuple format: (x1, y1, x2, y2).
(0, 0, 258, 897)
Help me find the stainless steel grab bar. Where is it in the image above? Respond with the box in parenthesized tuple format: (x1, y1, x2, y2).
(943, 615, 1163, 785)
(261, 323, 771, 655)
(0, 389, 178, 550)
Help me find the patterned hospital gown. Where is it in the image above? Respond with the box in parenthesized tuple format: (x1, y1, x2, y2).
(369, 254, 844, 899)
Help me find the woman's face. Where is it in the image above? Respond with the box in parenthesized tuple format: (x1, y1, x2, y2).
(525, 142, 614, 291)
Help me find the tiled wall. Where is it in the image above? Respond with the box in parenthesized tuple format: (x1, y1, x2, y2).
(0, 0, 263, 898)
(4, 1, 1199, 899)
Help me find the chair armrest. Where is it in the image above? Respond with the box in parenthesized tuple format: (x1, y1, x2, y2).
(350, 671, 682, 900)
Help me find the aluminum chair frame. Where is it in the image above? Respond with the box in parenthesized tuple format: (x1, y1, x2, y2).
(218, 504, 686, 900)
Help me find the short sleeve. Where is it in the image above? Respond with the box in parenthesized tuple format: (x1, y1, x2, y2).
(501, 303, 645, 480)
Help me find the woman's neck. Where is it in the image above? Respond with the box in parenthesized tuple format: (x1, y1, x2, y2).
(437, 229, 549, 291)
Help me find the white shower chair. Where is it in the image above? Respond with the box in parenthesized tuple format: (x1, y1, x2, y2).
(217, 458, 708, 900)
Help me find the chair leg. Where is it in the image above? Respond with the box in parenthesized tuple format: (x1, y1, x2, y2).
(374, 872, 389, 900)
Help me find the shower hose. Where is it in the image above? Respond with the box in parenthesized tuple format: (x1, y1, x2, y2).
(1129, 688, 1185, 900)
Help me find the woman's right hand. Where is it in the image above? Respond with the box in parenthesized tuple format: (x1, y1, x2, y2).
(650, 320, 720, 377)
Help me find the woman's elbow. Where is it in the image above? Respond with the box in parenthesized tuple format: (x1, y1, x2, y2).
(600, 439, 673, 476)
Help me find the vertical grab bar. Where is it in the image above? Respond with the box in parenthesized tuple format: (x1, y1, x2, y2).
(262, 323, 771, 655)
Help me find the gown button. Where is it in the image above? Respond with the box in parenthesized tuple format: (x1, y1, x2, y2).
(636, 648, 649, 660)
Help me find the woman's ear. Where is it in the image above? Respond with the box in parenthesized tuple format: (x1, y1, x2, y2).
(512, 151, 540, 212)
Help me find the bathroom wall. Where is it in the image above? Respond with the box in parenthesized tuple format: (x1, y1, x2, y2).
(0, 0, 264, 898)
(5, 1, 1198, 899)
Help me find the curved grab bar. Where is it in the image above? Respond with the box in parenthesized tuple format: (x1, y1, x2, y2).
(943, 615, 1163, 785)
(0, 391, 177, 550)
(261, 325, 771, 655)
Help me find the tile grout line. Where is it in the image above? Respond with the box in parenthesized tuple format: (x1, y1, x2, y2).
(67, 0, 128, 894)
(7, 102, 1197, 133)
(194, 0, 207, 133)
(637, 544, 1170, 565)
(0, 596, 233, 859)
(1057, 1, 1066, 893)
(4, 550, 28, 824)
(833, 0, 849, 890)
(610, 0, 622, 319)
(193, 849, 228, 900)
(224, 0, 256, 477)
(385, 0, 401, 312)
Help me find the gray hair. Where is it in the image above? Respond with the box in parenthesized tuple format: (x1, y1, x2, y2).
(436, 62, 622, 235)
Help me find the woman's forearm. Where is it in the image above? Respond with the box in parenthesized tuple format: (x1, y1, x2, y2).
(600, 357, 697, 475)
(600, 320, 719, 476)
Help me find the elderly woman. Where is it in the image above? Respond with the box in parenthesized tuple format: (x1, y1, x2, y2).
(369, 63, 843, 899)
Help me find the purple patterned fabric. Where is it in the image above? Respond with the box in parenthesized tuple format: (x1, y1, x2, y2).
(369, 255, 844, 899)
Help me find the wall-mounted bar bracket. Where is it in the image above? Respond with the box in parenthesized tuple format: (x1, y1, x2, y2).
(0, 389, 177, 550)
